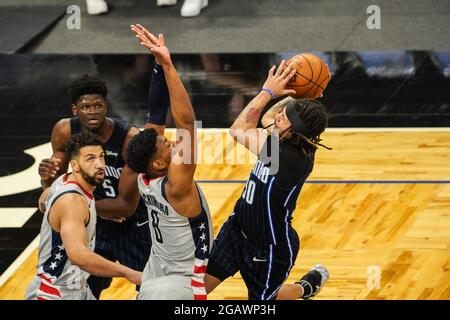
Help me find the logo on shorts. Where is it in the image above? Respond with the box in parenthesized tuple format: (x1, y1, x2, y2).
(137, 220, 149, 227)
(253, 256, 267, 262)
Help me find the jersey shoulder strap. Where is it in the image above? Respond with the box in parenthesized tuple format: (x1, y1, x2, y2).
(70, 117, 82, 134)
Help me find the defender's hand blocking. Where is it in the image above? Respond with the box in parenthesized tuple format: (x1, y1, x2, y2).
(38, 158, 61, 181)
(130, 24, 172, 67)
(261, 60, 297, 99)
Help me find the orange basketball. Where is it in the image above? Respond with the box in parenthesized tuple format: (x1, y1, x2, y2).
(285, 53, 331, 99)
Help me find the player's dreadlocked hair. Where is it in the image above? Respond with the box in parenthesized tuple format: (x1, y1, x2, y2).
(127, 128, 159, 173)
(69, 75, 108, 104)
(280, 99, 330, 159)
(65, 132, 103, 160)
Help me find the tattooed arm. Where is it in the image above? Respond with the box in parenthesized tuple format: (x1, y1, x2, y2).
(230, 60, 296, 155)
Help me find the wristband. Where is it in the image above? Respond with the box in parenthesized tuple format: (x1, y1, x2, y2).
(260, 87, 274, 99)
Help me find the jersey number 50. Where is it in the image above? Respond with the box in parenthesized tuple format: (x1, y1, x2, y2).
(242, 180, 256, 205)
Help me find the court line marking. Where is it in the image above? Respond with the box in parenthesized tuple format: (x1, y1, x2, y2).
(197, 180, 450, 184)
(0, 235, 40, 288)
(0, 143, 50, 197)
(164, 127, 450, 133)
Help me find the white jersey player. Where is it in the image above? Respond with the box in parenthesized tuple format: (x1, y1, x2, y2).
(127, 25, 214, 300)
(26, 132, 142, 300)
(26, 174, 97, 300)
(137, 175, 213, 299)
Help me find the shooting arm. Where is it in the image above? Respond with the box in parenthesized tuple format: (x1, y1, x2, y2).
(230, 62, 296, 154)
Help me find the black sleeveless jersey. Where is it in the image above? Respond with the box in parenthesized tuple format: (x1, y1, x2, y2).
(70, 117, 147, 221)
(234, 134, 314, 247)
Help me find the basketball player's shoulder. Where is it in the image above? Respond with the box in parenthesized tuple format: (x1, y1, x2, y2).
(50, 186, 89, 216)
(279, 140, 305, 163)
(52, 118, 71, 134)
(121, 122, 140, 158)
(126, 126, 140, 138)
(55, 191, 91, 224)
(283, 146, 312, 171)
(276, 143, 311, 186)
(51, 118, 72, 147)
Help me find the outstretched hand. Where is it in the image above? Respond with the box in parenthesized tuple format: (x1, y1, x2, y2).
(261, 60, 297, 99)
(130, 24, 172, 67)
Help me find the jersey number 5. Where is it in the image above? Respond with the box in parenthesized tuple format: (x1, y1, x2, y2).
(150, 210, 164, 244)
(103, 179, 116, 197)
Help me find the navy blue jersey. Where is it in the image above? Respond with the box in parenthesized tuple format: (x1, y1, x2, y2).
(70, 117, 147, 221)
(235, 134, 314, 247)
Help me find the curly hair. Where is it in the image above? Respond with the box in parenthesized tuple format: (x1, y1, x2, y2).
(65, 132, 103, 160)
(280, 99, 329, 158)
(69, 75, 108, 104)
(127, 128, 159, 173)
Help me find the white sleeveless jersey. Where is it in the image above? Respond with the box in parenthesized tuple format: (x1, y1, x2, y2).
(34, 174, 96, 296)
(137, 174, 213, 299)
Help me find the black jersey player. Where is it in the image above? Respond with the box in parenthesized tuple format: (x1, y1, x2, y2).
(204, 61, 330, 300)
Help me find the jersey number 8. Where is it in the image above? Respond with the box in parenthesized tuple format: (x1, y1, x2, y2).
(150, 210, 164, 244)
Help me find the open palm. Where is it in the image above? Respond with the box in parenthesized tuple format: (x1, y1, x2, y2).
(130, 24, 171, 66)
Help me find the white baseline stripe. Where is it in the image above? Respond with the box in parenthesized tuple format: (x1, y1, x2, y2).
(0, 235, 40, 287)
(162, 127, 450, 133)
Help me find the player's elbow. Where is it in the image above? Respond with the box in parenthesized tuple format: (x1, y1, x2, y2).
(229, 127, 239, 141)
(119, 197, 138, 218)
(122, 205, 135, 219)
(66, 246, 88, 268)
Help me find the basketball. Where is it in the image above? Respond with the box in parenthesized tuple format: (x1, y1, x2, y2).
(285, 53, 331, 99)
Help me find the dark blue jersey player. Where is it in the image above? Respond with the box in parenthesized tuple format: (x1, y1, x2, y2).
(204, 61, 330, 300)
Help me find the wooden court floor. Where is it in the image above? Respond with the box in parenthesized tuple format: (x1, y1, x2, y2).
(1, 129, 449, 300)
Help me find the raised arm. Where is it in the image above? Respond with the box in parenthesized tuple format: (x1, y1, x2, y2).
(95, 23, 172, 218)
(132, 25, 198, 212)
(230, 61, 296, 155)
(56, 193, 141, 285)
(144, 63, 170, 135)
